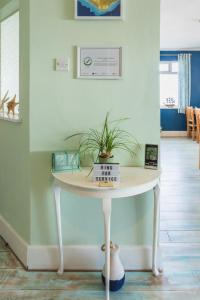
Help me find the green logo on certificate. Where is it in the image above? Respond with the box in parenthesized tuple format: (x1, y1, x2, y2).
(83, 57, 93, 66)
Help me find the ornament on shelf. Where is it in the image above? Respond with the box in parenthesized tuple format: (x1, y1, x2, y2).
(7, 95, 19, 116)
(165, 97, 175, 107)
(101, 242, 125, 292)
(0, 91, 10, 112)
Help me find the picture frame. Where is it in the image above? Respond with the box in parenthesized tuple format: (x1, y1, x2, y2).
(52, 151, 80, 173)
(144, 144, 159, 170)
(77, 46, 122, 79)
(74, 0, 123, 20)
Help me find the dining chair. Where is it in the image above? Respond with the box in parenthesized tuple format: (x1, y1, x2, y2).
(195, 108, 200, 143)
(186, 107, 196, 140)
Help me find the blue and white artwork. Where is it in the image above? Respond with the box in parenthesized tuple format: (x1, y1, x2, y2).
(75, 0, 122, 18)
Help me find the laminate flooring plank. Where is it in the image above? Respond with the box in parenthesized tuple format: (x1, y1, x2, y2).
(0, 290, 200, 300)
(161, 219, 200, 231)
(160, 190, 200, 197)
(1, 270, 200, 292)
(0, 252, 22, 269)
(163, 255, 200, 272)
(160, 195, 200, 202)
(161, 173, 200, 180)
(166, 231, 200, 243)
(161, 211, 200, 220)
(160, 231, 171, 243)
(0, 290, 104, 300)
(160, 186, 200, 193)
(162, 244, 200, 256)
(0, 238, 8, 252)
(160, 202, 200, 213)
(0, 270, 103, 291)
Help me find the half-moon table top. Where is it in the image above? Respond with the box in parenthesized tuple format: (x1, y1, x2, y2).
(52, 167, 160, 199)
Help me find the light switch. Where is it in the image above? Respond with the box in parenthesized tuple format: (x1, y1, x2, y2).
(55, 58, 69, 71)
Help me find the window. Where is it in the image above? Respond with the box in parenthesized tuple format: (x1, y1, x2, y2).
(160, 61, 179, 108)
(0, 12, 19, 121)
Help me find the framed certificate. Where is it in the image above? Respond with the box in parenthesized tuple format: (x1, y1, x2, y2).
(77, 47, 122, 79)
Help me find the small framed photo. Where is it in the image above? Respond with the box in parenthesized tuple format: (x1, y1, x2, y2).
(75, 0, 123, 20)
(77, 46, 122, 79)
(145, 144, 159, 170)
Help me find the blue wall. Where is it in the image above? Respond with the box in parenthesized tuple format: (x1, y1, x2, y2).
(160, 51, 200, 131)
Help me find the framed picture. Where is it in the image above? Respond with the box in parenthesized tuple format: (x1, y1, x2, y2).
(77, 47, 122, 79)
(75, 0, 123, 19)
(145, 144, 159, 170)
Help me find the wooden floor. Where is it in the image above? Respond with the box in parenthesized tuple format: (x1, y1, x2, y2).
(0, 138, 200, 299)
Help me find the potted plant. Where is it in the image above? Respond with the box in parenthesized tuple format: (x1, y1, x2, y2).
(65, 112, 139, 165)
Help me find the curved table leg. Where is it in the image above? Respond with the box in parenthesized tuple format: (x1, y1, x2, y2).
(153, 184, 161, 277)
(102, 198, 112, 300)
(54, 185, 64, 274)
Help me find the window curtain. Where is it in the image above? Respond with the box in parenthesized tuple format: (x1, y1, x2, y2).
(178, 53, 191, 114)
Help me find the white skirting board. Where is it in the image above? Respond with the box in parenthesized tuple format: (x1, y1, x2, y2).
(0, 215, 162, 271)
(0, 215, 28, 267)
(161, 131, 187, 137)
(27, 245, 162, 271)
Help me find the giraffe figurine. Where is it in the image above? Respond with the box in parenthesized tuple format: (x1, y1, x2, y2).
(0, 91, 10, 112)
(7, 95, 19, 116)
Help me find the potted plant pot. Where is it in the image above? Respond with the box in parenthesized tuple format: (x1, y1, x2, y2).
(98, 153, 114, 164)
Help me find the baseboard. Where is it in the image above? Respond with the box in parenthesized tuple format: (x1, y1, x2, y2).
(0, 214, 162, 271)
(0, 215, 28, 267)
(27, 245, 162, 271)
(161, 131, 187, 137)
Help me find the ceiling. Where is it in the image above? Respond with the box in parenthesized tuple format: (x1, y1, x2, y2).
(160, 0, 200, 50)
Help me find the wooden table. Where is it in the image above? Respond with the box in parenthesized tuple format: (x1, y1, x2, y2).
(52, 167, 161, 300)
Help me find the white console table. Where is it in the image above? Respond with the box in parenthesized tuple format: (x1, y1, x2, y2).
(52, 167, 161, 300)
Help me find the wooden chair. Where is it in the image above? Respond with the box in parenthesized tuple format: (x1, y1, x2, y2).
(186, 106, 196, 140)
(195, 108, 200, 143)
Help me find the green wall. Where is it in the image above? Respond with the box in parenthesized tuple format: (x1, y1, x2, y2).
(29, 0, 160, 245)
(0, 0, 17, 11)
(0, 0, 30, 242)
(0, 0, 160, 247)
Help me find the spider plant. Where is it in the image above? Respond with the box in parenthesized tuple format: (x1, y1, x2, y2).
(65, 112, 139, 164)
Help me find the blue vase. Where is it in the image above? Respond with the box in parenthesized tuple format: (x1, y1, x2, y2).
(101, 243, 125, 292)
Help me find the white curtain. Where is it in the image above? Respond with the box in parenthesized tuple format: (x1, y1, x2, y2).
(178, 54, 191, 114)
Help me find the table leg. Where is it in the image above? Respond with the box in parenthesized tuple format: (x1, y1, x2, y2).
(152, 184, 160, 277)
(102, 198, 112, 300)
(54, 185, 64, 275)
